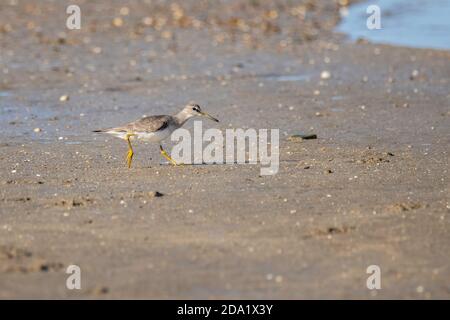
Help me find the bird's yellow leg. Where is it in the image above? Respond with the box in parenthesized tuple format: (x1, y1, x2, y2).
(159, 145, 179, 166)
(126, 133, 136, 168)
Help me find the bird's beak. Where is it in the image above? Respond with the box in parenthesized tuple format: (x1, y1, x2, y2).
(200, 111, 219, 123)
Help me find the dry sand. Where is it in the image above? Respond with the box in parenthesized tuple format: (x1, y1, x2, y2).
(0, 0, 449, 298)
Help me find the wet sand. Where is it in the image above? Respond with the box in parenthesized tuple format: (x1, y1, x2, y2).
(0, 0, 449, 298)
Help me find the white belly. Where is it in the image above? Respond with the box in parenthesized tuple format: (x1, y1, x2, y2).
(136, 129, 172, 142)
(106, 128, 172, 143)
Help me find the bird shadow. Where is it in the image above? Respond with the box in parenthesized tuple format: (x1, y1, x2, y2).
(155, 159, 301, 166)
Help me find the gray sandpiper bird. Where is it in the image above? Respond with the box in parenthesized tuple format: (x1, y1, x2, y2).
(93, 103, 219, 168)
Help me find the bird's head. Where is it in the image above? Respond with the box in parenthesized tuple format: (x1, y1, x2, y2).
(183, 103, 219, 122)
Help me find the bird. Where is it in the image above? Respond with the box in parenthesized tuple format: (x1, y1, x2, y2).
(93, 103, 219, 168)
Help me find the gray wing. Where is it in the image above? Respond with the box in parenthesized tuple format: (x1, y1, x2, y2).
(122, 115, 171, 133)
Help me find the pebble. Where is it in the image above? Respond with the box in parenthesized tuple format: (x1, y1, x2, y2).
(142, 17, 153, 26)
(93, 286, 109, 295)
(320, 70, 331, 80)
(59, 95, 69, 102)
(33, 128, 41, 133)
(148, 191, 164, 198)
(288, 133, 317, 141)
(119, 7, 129, 16)
(112, 17, 124, 27)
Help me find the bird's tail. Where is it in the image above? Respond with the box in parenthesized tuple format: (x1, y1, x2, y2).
(92, 129, 105, 133)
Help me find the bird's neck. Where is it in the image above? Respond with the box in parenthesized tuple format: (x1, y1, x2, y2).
(174, 110, 194, 126)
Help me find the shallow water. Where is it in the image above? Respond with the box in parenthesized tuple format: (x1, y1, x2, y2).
(0, 91, 12, 97)
(337, 0, 450, 50)
(264, 74, 310, 82)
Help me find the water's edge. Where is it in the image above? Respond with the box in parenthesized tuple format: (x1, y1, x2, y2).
(336, 0, 450, 50)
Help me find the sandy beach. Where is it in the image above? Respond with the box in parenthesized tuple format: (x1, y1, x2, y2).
(0, 0, 449, 299)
